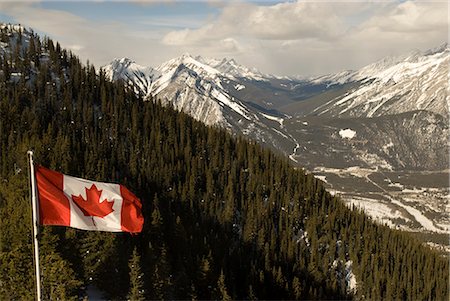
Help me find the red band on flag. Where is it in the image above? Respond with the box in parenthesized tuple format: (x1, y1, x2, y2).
(36, 165, 71, 226)
(120, 185, 144, 233)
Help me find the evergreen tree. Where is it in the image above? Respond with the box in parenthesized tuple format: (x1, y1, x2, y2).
(216, 269, 231, 301)
(127, 247, 145, 301)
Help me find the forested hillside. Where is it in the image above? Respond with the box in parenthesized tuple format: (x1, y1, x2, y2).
(0, 25, 448, 300)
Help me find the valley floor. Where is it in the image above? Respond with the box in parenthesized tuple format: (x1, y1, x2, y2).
(312, 167, 449, 250)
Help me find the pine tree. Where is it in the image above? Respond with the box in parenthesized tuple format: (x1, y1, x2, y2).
(127, 247, 145, 301)
(216, 269, 231, 301)
(40, 228, 82, 300)
(248, 284, 257, 300)
(292, 276, 302, 300)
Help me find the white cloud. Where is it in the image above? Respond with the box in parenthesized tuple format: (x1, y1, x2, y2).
(339, 1, 448, 61)
(162, 1, 448, 76)
(219, 37, 241, 52)
(0, 1, 447, 76)
(162, 1, 349, 45)
(362, 1, 448, 33)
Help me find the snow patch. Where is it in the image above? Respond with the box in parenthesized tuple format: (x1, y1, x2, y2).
(389, 198, 445, 233)
(289, 142, 300, 163)
(345, 260, 357, 294)
(388, 182, 404, 189)
(234, 83, 245, 91)
(402, 187, 425, 193)
(357, 153, 393, 171)
(426, 242, 450, 253)
(314, 175, 327, 183)
(211, 89, 251, 120)
(261, 113, 284, 127)
(339, 128, 356, 139)
(346, 196, 406, 227)
(273, 128, 290, 139)
(382, 142, 394, 153)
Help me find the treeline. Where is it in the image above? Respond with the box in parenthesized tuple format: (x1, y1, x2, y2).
(0, 25, 448, 300)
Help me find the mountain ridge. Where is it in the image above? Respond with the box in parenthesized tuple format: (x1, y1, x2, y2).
(102, 52, 297, 155)
(102, 44, 449, 237)
(310, 43, 448, 118)
(103, 42, 449, 120)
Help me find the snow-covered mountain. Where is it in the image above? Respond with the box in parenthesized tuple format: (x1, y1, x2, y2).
(104, 54, 253, 124)
(194, 56, 269, 81)
(102, 58, 160, 96)
(149, 53, 243, 126)
(281, 44, 449, 237)
(309, 43, 449, 118)
(103, 54, 295, 152)
(103, 45, 449, 165)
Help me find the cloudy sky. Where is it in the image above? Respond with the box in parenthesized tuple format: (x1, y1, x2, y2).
(0, 0, 447, 76)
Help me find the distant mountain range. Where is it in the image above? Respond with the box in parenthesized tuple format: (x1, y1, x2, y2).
(102, 43, 449, 169)
(307, 43, 448, 118)
(103, 44, 450, 238)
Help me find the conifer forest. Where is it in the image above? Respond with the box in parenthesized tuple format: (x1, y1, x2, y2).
(0, 26, 448, 300)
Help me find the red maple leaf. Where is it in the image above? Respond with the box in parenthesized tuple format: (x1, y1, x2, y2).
(71, 184, 114, 218)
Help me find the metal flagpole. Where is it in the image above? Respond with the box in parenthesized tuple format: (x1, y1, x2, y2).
(28, 151, 42, 301)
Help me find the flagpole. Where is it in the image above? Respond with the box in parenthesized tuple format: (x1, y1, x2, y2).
(28, 151, 42, 301)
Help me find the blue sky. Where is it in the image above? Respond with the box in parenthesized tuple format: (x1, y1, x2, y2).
(39, 1, 220, 28)
(0, 1, 447, 76)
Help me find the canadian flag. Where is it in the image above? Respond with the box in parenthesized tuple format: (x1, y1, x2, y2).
(35, 165, 144, 233)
